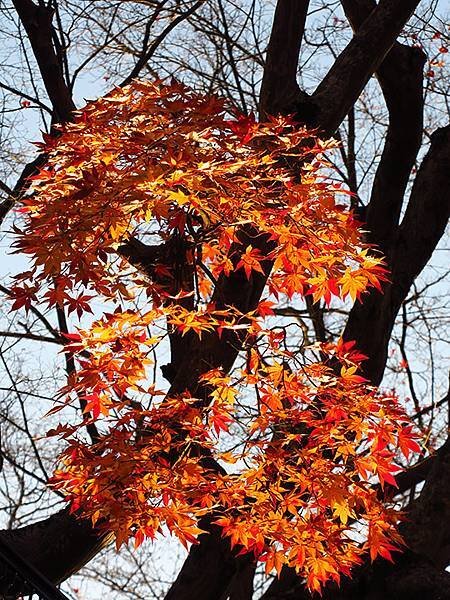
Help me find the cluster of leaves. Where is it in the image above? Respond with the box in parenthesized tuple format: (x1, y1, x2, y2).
(11, 80, 419, 591)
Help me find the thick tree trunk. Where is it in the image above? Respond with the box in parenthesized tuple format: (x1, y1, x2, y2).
(344, 125, 450, 384)
(262, 553, 450, 600)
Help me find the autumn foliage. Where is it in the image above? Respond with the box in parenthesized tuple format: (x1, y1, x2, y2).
(10, 80, 420, 592)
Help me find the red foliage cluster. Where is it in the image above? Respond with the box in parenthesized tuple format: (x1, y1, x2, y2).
(11, 80, 420, 591)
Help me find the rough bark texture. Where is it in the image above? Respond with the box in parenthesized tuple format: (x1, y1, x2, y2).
(402, 436, 450, 568)
(341, 0, 426, 253)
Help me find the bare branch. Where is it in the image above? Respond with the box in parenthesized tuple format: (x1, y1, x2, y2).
(0, 81, 52, 114)
(12, 0, 76, 122)
(120, 0, 205, 88)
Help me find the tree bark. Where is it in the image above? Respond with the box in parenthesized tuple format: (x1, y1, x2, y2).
(344, 125, 450, 385)
(261, 553, 450, 600)
(341, 0, 426, 253)
(0, 509, 111, 595)
(312, 0, 421, 136)
(12, 0, 75, 123)
(262, 123, 450, 600)
(259, 0, 310, 118)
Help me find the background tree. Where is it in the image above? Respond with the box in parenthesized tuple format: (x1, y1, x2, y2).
(0, 1, 448, 599)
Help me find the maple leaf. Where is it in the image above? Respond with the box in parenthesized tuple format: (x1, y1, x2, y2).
(257, 299, 275, 317)
(376, 458, 401, 489)
(340, 365, 367, 384)
(83, 393, 111, 419)
(334, 338, 368, 363)
(339, 269, 369, 302)
(332, 499, 354, 525)
(9, 284, 38, 312)
(66, 294, 95, 318)
(307, 276, 339, 306)
(226, 111, 257, 143)
(236, 245, 266, 279)
(397, 425, 422, 459)
(209, 409, 233, 435)
(368, 523, 400, 563)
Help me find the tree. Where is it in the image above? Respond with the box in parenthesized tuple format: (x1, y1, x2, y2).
(0, 1, 449, 599)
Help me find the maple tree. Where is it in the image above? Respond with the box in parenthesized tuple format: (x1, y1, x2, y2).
(0, 1, 449, 600)
(9, 80, 421, 592)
